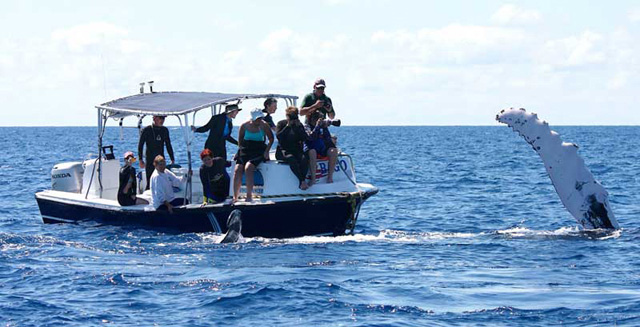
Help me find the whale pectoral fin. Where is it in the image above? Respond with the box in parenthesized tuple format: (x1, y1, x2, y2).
(219, 209, 243, 243)
(496, 107, 618, 230)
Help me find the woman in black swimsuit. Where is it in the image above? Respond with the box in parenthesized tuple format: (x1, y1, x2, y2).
(233, 109, 274, 202)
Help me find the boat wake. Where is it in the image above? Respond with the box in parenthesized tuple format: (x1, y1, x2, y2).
(202, 227, 621, 245)
(493, 226, 621, 240)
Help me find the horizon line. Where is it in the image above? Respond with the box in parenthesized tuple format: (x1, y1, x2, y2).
(1, 124, 640, 128)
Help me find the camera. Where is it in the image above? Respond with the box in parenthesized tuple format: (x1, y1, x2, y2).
(323, 119, 341, 127)
(287, 112, 299, 121)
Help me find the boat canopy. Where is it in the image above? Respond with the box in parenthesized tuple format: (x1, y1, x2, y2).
(96, 92, 298, 117)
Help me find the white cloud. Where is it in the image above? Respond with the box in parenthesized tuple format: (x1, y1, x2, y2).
(537, 31, 605, 67)
(491, 4, 541, 25)
(52, 22, 128, 51)
(3, 14, 640, 126)
(323, 0, 349, 5)
(630, 8, 640, 22)
(371, 24, 526, 65)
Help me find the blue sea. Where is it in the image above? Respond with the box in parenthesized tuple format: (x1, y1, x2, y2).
(1, 125, 640, 326)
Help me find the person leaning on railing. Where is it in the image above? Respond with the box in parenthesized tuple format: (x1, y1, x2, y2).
(276, 106, 310, 190)
(191, 104, 241, 160)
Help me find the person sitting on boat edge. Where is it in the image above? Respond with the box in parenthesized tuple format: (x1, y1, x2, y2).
(276, 106, 310, 190)
(306, 113, 339, 184)
(300, 78, 335, 126)
(262, 97, 277, 133)
(138, 115, 175, 190)
(150, 155, 191, 213)
(191, 104, 241, 160)
(233, 109, 274, 202)
(199, 149, 231, 204)
(118, 152, 149, 206)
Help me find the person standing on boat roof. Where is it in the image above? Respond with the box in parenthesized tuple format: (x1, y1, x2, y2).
(138, 115, 175, 190)
(191, 104, 241, 159)
(199, 149, 231, 204)
(150, 155, 191, 213)
(118, 152, 149, 206)
(300, 78, 336, 125)
(262, 97, 277, 132)
(233, 109, 274, 202)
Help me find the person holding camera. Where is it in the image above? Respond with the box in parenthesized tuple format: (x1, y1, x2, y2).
(276, 106, 311, 190)
(300, 78, 336, 126)
(305, 113, 339, 185)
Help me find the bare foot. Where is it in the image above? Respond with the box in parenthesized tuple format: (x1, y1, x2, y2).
(308, 179, 315, 187)
(232, 197, 239, 203)
(299, 181, 309, 190)
(245, 196, 253, 202)
(326, 177, 333, 184)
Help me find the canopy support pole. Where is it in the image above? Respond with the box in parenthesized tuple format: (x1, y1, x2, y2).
(97, 109, 105, 198)
(178, 115, 193, 205)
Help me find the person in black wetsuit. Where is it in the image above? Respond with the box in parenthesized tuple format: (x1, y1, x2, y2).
(118, 151, 149, 206)
(192, 104, 241, 160)
(199, 149, 231, 204)
(138, 115, 175, 190)
(276, 106, 310, 190)
(261, 97, 277, 132)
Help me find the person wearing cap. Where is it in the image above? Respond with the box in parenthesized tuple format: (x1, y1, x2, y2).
(233, 109, 274, 202)
(262, 97, 277, 132)
(300, 78, 335, 125)
(192, 104, 240, 160)
(138, 115, 175, 190)
(118, 151, 149, 206)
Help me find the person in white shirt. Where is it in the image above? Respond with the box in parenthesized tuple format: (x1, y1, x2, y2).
(150, 155, 191, 213)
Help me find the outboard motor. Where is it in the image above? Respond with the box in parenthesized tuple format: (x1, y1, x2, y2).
(51, 162, 84, 193)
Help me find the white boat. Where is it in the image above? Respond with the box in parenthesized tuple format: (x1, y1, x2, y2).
(35, 89, 378, 238)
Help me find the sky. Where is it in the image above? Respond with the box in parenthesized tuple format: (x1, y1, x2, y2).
(0, 0, 639, 126)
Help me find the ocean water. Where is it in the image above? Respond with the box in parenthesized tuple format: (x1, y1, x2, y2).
(1, 125, 640, 326)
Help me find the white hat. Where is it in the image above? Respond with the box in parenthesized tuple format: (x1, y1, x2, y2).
(250, 108, 264, 121)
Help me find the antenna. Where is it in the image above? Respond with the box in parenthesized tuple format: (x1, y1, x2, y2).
(148, 81, 155, 93)
(139, 82, 146, 94)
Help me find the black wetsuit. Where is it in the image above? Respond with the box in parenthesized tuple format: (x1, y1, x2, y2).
(263, 113, 275, 129)
(199, 158, 231, 203)
(138, 125, 175, 190)
(276, 119, 310, 184)
(194, 114, 238, 160)
(118, 165, 137, 206)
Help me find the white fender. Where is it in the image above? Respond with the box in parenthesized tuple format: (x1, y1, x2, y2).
(496, 108, 618, 229)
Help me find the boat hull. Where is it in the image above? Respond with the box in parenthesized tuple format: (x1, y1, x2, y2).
(35, 190, 377, 238)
